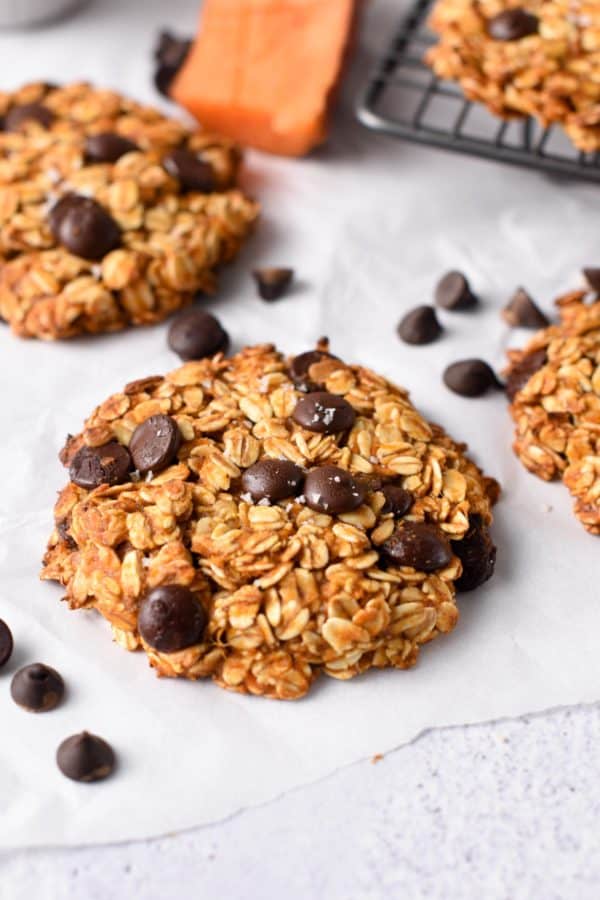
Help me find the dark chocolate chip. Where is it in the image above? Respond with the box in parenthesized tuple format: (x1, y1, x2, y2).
(434, 271, 478, 310)
(381, 485, 414, 517)
(443, 359, 500, 397)
(138, 584, 207, 652)
(288, 349, 339, 392)
(583, 268, 600, 292)
(502, 288, 550, 329)
(163, 149, 217, 192)
(69, 441, 132, 490)
(304, 465, 365, 515)
(0, 619, 13, 669)
(452, 514, 497, 592)
(129, 414, 181, 475)
(85, 132, 140, 164)
(4, 102, 54, 132)
(487, 9, 539, 40)
(154, 31, 192, 98)
(56, 732, 116, 783)
(241, 458, 305, 502)
(398, 305, 443, 345)
(381, 521, 452, 572)
(49, 194, 121, 261)
(167, 308, 229, 361)
(57, 519, 77, 549)
(11, 663, 64, 712)
(504, 348, 547, 400)
(292, 391, 356, 434)
(253, 268, 294, 301)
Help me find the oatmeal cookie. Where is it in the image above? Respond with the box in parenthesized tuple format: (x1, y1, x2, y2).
(426, 1, 600, 152)
(41, 342, 499, 700)
(506, 292, 600, 533)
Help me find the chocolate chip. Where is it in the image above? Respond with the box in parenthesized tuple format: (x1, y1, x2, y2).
(289, 349, 339, 392)
(56, 732, 116, 783)
(11, 663, 64, 713)
(163, 149, 216, 192)
(253, 268, 294, 301)
(304, 465, 365, 514)
(241, 459, 305, 502)
(502, 288, 550, 329)
(434, 271, 478, 310)
(49, 194, 121, 261)
(154, 30, 192, 97)
(129, 414, 181, 474)
(69, 441, 132, 490)
(452, 514, 497, 592)
(381, 522, 452, 572)
(167, 308, 229, 361)
(504, 348, 547, 400)
(381, 485, 413, 517)
(443, 359, 500, 397)
(398, 305, 443, 345)
(0, 619, 13, 669)
(4, 102, 54, 132)
(138, 585, 207, 652)
(85, 132, 140, 164)
(487, 9, 538, 40)
(292, 391, 356, 434)
(583, 268, 600, 292)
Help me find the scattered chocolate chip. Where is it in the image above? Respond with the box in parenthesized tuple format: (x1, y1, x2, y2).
(11, 663, 64, 713)
(163, 149, 216, 192)
(129, 414, 181, 474)
(69, 441, 132, 490)
(252, 268, 294, 301)
(4, 102, 54, 132)
(583, 268, 600, 292)
(381, 522, 452, 572)
(434, 271, 478, 310)
(504, 348, 547, 401)
(304, 465, 365, 515)
(381, 485, 414, 517)
(443, 359, 500, 397)
(452, 514, 497, 592)
(241, 459, 305, 502)
(57, 519, 77, 549)
(502, 288, 550, 329)
(0, 619, 13, 669)
(398, 305, 443, 345)
(487, 9, 538, 40)
(57, 732, 116, 783)
(85, 132, 140, 164)
(289, 349, 339, 392)
(49, 194, 121, 261)
(154, 30, 192, 98)
(292, 391, 356, 434)
(167, 308, 229, 361)
(138, 585, 207, 652)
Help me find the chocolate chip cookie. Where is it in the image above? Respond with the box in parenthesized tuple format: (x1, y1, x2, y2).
(426, 1, 600, 152)
(42, 343, 499, 700)
(506, 291, 600, 533)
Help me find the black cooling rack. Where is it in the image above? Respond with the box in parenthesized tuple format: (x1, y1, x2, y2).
(356, 0, 600, 183)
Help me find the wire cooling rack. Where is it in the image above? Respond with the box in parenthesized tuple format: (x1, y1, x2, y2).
(356, 0, 600, 183)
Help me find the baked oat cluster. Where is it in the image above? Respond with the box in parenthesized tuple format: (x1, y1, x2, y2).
(506, 292, 600, 533)
(0, 82, 258, 339)
(426, 1, 600, 152)
(42, 342, 498, 700)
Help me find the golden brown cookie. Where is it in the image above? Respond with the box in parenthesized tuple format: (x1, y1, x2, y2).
(41, 342, 499, 700)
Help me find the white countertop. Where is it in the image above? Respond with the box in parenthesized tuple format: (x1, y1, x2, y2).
(0, 0, 599, 896)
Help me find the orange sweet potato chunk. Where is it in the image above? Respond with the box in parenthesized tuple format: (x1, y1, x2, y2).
(171, 0, 358, 156)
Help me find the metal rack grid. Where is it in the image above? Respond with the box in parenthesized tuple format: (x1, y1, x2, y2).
(356, 0, 600, 183)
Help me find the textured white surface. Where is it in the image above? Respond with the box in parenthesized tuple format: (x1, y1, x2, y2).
(0, 0, 599, 892)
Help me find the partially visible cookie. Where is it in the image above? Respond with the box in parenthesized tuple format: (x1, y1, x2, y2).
(426, 1, 600, 152)
(41, 343, 499, 700)
(506, 292, 600, 533)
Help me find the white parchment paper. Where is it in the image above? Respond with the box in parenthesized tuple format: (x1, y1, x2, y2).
(0, 0, 599, 848)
